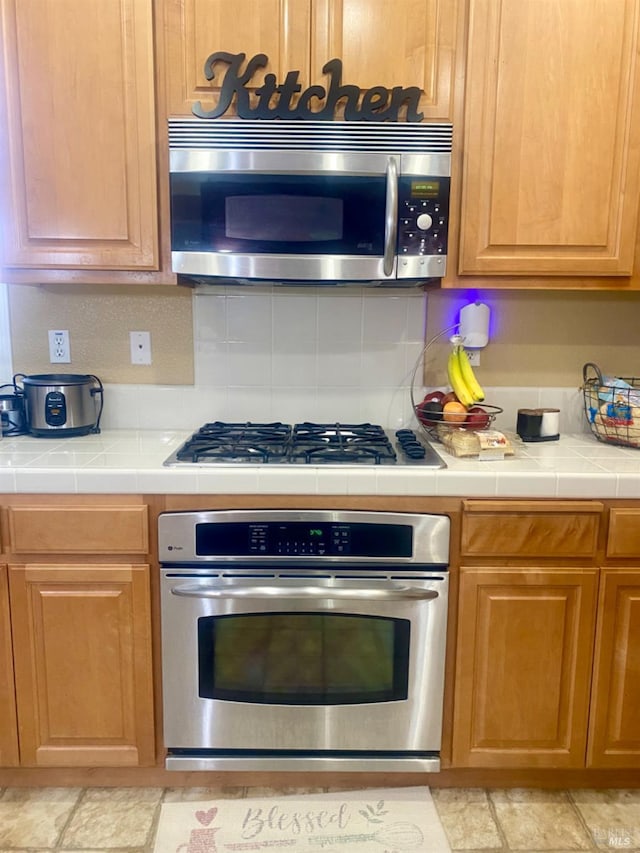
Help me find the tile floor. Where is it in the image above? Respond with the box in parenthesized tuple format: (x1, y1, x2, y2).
(0, 786, 638, 852)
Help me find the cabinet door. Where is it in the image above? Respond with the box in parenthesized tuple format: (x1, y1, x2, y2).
(452, 568, 598, 768)
(161, 0, 311, 116)
(588, 570, 640, 768)
(9, 563, 155, 767)
(0, 0, 158, 270)
(0, 565, 19, 766)
(459, 0, 640, 276)
(313, 0, 461, 121)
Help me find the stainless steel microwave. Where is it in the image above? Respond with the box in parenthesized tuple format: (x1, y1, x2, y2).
(168, 119, 452, 286)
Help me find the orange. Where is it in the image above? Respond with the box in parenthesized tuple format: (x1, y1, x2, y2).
(443, 401, 468, 423)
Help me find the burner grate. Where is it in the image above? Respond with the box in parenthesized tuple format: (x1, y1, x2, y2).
(165, 420, 446, 468)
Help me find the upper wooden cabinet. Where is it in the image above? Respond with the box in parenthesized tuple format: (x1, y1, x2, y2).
(458, 0, 640, 277)
(311, 0, 461, 121)
(161, 0, 461, 120)
(0, 0, 159, 273)
(161, 0, 311, 116)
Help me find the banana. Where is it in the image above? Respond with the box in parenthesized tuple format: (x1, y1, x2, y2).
(447, 346, 475, 407)
(457, 346, 485, 403)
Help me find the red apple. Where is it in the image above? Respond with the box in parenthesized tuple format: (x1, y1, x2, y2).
(465, 405, 490, 430)
(421, 390, 446, 404)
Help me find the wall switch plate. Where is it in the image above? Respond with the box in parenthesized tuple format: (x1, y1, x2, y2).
(465, 348, 481, 366)
(130, 331, 152, 365)
(48, 330, 71, 363)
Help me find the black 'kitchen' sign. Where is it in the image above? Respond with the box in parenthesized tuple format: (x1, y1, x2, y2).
(193, 52, 424, 122)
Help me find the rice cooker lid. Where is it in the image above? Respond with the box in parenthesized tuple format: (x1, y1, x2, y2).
(22, 373, 95, 386)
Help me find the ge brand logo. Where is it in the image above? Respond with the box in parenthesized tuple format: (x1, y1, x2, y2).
(167, 545, 184, 551)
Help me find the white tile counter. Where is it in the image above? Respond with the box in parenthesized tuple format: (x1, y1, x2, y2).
(0, 430, 639, 498)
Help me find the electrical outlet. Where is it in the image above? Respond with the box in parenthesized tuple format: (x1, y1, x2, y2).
(130, 331, 152, 365)
(465, 348, 481, 367)
(48, 330, 71, 363)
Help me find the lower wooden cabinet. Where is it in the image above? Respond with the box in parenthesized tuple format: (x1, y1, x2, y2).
(0, 565, 19, 766)
(588, 569, 640, 767)
(9, 563, 155, 767)
(452, 567, 599, 768)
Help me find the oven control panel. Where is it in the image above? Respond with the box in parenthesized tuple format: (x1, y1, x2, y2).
(158, 510, 451, 565)
(200, 521, 412, 559)
(249, 523, 352, 556)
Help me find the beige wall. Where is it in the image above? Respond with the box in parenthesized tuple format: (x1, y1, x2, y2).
(425, 289, 640, 388)
(8, 283, 194, 384)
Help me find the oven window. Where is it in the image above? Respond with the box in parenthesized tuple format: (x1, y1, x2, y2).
(170, 173, 386, 255)
(198, 612, 410, 705)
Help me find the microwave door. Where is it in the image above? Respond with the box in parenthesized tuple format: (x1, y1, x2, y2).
(170, 151, 399, 283)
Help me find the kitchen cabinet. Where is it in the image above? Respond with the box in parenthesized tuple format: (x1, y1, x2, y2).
(9, 562, 155, 768)
(587, 507, 640, 767)
(453, 566, 599, 768)
(452, 500, 603, 768)
(0, 500, 155, 769)
(160, 0, 461, 120)
(457, 0, 640, 278)
(0, 565, 19, 767)
(588, 569, 640, 768)
(452, 500, 640, 771)
(0, 0, 160, 280)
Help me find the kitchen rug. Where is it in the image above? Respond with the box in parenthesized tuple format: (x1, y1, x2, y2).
(152, 786, 451, 853)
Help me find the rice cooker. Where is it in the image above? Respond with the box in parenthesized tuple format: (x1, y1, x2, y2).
(14, 373, 104, 437)
(0, 383, 27, 436)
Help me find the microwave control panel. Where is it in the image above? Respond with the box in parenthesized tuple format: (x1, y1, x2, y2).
(397, 177, 449, 259)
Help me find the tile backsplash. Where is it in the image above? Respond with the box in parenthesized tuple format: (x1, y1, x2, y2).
(103, 285, 429, 430)
(97, 284, 589, 435)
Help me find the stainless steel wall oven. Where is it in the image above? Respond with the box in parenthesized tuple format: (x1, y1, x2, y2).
(159, 509, 450, 772)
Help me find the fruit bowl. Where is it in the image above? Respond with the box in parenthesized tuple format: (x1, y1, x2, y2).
(415, 395, 503, 443)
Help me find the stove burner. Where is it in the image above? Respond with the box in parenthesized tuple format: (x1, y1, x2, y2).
(165, 421, 446, 468)
(290, 422, 397, 464)
(176, 421, 292, 464)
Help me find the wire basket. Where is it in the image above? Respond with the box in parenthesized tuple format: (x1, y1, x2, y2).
(582, 362, 640, 449)
(409, 326, 503, 444)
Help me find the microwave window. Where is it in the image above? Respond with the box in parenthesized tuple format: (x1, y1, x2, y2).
(226, 195, 342, 242)
(170, 173, 385, 255)
(198, 612, 410, 705)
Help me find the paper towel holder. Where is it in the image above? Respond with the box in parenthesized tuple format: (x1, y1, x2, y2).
(459, 301, 490, 348)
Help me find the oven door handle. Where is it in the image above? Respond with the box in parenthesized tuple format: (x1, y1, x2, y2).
(170, 582, 439, 601)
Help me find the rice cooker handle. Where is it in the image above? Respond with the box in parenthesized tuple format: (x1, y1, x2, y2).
(88, 375, 104, 434)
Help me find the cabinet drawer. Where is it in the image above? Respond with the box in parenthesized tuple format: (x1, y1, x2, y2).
(461, 501, 603, 559)
(607, 509, 640, 557)
(7, 506, 149, 554)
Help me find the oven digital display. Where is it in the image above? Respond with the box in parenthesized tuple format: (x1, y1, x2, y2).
(195, 521, 413, 558)
(198, 612, 410, 705)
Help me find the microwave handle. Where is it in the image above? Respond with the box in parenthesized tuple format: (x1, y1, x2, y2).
(383, 157, 399, 277)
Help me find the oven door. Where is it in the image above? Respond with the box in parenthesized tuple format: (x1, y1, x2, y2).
(170, 150, 398, 282)
(160, 572, 448, 771)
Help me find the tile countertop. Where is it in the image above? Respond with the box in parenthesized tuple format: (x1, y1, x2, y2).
(0, 429, 639, 498)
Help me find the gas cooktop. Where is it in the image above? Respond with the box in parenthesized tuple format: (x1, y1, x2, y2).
(163, 421, 446, 468)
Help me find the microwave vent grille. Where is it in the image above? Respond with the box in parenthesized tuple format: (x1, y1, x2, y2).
(168, 119, 453, 153)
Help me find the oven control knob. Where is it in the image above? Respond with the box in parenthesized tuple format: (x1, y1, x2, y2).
(416, 213, 433, 231)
